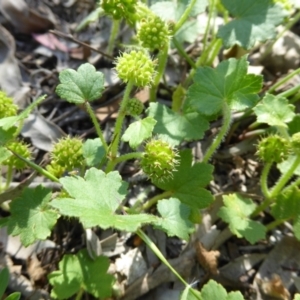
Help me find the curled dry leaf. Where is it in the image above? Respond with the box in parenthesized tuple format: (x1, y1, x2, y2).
(195, 241, 220, 275)
(0, 0, 55, 34)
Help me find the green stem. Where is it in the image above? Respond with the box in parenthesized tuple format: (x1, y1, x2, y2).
(282, 176, 300, 194)
(75, 287, 84, 300)
(202, 0, 215, 54)
(172, 37, 196, 68)
(137, 229, 200, 299)
(7, 149, 59, 183)
(85, 102, 108, 153)
(203, 102, 231, 163)
(4, 165, 13, 190)
(266, 218, 286, 232)
(267, 68, 300, 94)
(106, 81, 134, 172)
(278, 83, 300, 99)
(107, 19, 120, 56)
(140, 190, 173, 211)
(149, 44, 169, 102)
(108, 152, 143, 171)
(260, 162, 272, 199)
(260, 10, 300, 61)
(270, 155, 300, 199)
(173, 0, 197, 34)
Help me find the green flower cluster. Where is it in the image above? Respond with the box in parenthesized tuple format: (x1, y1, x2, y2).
(126, 98, 144, 116)
(47, 136, 84, 177)
(101, 0, 137, 23)
(4, 141, 31, 170)
(140, 139, 179, 182)
(137, 16, 170, 50)
(115, 50, 156, 87)
(0, 91, 18, 119)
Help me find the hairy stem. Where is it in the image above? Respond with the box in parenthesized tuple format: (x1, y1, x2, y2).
(260, 162, 272, 199)
(107, 19, 120, 56)
(85, 102, 108, 152)
(173, 0, 197, 34)
(140, 190, 173, 211)
(149, 44, 169, 102)
(203, 101, 231, 163)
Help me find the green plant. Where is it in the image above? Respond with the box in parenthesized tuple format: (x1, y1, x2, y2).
(2, 0, 300, 299)
(0, 268, 21, 300)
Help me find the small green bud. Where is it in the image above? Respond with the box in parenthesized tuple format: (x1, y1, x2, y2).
(50, 136, 84, 171)
(0, 91, 18, 119)
(140, 139, 179, 182)
(4, 141, 31, 170)
(46, 160, 65, 178)
(137, 16, 171, 50)
(101, 0, 137, 23)
(126, 98, 144, 116)
(291, 132, 300, 154)
(256, 135, 290, 163)
(115, 50, 156, 87)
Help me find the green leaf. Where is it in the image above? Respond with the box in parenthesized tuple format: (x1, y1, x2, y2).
(185, 56, 262, 115)
(294, 294, 300, 300)
(271, 188, 300, 220)
(154, 150, 214, 209)
(181, 286, 202, 300)
(293, 215, 300, 241)
(147, 103, 209, 145)
(0, 95, 46, 130)
(288, 114, 300, 135)
(155, 198, 194, 240)
(0, 127, 17, 146)
(3, 186, 58, 247)
(218, 193, 266, 244)
(0, 268, 9, 299)
(278, 155, 300, 176)
(4, 292, 21, 300)
(200, 280, 244, 300)
(0, 147, 12, 163)
(217, 0, 286, 49)
(82, 138, 105, 167)
(253, 94, 295, 128)
(51, 168, 157, 231)
(122, 117, 157, 149)
(56, 63, 105, 104)
(48, 249, 114, 299)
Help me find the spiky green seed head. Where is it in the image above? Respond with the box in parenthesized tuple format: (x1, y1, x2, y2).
(50, 136, 84, 171)
(46, 160, 65, 178)
(140, 139, 179, 182)
(256, 135, 290, 163)
(101, 0, 137, 23)
(137, 16, 171, 50)
(0, 91, 18, 119)
(126, 98, 144, 116)
(115, 50, 156, 87)
(4, 140, 31, 170)
(291, 132, 300, 154)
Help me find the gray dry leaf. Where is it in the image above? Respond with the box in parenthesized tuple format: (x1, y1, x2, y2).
(0, 25, 30, 105)
(21, 112, 65, 152)
(0, 0, 55, 34)
(254, 236, 300, 300)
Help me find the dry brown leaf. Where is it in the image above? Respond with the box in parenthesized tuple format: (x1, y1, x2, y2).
(195, 241, 220, 274)
(257, 274, 290, 300)
(27, 256, 46, 286)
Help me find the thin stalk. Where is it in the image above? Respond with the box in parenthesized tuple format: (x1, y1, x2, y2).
(149, 44, 169, 102)
(108, 152, 143, 170)
(277, 126, 290, 141)
(278, 83, 300, 99)
(270, 155, 300, 199)
(106, 81, 134, 172)
(107, 19, 120, 56)
(75, 287, 84, 300)
(202, 0, 215, 54)
(260, 10, 300, 61)
(267, 68, 300, 94)
(203, 102, 231, 163)
(4, 165, 13, 190)
(137, 229, 200, 299)
(266, 218, 286, 231)
(172, 37, 196, 68)
(260, 162, 272, 199)
(282, 176, 300, 194)
(140, 190, 173, 211)
(173, 0, 197, 34)
(205, 38, 222, 66)
(85, 102, 108, 152)
(7, 149, 59, 183)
